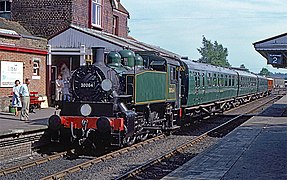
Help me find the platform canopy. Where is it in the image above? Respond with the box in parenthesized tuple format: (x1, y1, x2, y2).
(253, 33, 287, 68)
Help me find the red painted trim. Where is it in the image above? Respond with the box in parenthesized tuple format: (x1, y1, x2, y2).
(179, 108, 183, 118)
(61, 116, 124, 131)
(0, 45, 48, 55)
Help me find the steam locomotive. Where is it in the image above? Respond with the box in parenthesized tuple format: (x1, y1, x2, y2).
(48, 47, 269, 148)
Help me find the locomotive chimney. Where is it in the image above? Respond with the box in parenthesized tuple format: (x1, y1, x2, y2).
(92, 47, 105, 67)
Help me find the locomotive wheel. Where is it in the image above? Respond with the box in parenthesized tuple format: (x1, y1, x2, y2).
(123, 136, 136, 146)
(139, 131, 149, 141)
(59, 128, 73, 145)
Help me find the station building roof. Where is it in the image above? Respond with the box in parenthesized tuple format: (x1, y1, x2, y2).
(48, 25, 181, 59)
(253, 32, 287, 68)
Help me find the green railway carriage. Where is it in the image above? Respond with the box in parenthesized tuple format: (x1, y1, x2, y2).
(180, 59, 238, 107)
(257, 75, 268, 94)
(234, 70, 258, 96)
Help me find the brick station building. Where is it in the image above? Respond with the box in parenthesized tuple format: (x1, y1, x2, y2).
(0, 18, 47, 111)
(6, 0, 130, 105)
(0, 0, 179, 107)
(11, 0, 129, 38)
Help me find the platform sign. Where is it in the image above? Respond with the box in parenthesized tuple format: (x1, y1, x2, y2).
(268, 53, 284, 66)
(0, 61, 23, 87)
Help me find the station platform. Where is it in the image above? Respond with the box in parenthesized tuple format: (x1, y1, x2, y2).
(0, 107, 55, 137)
(163, 95, 287, 180)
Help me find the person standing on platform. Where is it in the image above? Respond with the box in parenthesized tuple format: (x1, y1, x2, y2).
(12, 80, 22, 116)
(62, 78, 71, 102)
(55, 74, 64, 109)
(19, 78, 30, 121)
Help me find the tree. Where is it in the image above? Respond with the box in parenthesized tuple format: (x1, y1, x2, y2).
(197, 36, 230, 67)
(259, 67, 271, 76)
(240, 64, 246, 69)
(239, 64, 249, 71)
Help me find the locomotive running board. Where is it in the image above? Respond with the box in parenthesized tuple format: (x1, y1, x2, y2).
(142, 126, 162, 130)
(165, 125, 181, 130)
(142, 125, 180, 130)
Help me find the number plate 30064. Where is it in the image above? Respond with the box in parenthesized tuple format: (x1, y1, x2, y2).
(81, 83, 94, 88)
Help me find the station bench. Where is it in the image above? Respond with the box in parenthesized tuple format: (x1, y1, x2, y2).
(9, 91, 45, 113)
(29, 91, 45, 112)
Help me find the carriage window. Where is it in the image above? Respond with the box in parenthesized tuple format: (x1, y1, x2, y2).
(207, 73, 212, 86)
(194, 72, 200, 87)
(232, 77, 235, 86)
(197, 73, 200, 87)
(213, 74, 217, 86)
(225, 75, 228, 86)
(202, 73, 205, 87)
(170, 66, 177, 84)
(229, 75, 231, 86)
(194, 73, 197, 86)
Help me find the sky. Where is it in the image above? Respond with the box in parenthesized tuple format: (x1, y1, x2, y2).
(121, 0, 287, 74)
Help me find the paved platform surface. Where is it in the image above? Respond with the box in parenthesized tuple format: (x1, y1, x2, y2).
(163, 95, 287, 180)
(0, 107, 56, 137)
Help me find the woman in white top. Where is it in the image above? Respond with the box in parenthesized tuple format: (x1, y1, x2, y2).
(12, 80, 22, 116)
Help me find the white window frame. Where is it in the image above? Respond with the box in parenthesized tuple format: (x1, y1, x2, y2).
(32, 58, 40, 78)
(0, 0, 11, 13)
(91, 0, 102, 28)
(112, 15, 119, 35)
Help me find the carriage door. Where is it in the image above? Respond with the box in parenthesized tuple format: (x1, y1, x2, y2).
(169, 65, 180, 107)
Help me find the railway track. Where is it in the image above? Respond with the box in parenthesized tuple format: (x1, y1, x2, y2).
(0, 151, 68, 176)
(115, 95, 280, 180)
(42, 95, 274, 179)
(0, 134, 165, 179)
(40, 135, 166, 180)
(224, 94, 281, 115)
(0, 95, 280, 179)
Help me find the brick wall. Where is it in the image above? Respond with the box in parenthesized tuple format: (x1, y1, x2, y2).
(0, 36, 47, 50)
(0, 34, 47, 111)
(71, 0, 90, 28)
(113, 10, 128, 37)
(12, 0, 129, 38)
(0, 51, 47, 96)
(0, 131, 46, 162)
(102, 0, 113, 34)
(11, 0, 73, 38)
(0, 51, 47, 111)
(102, 1, 128, 37)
